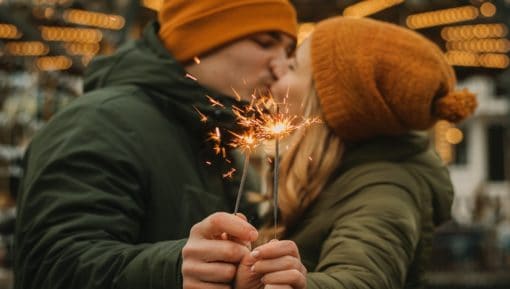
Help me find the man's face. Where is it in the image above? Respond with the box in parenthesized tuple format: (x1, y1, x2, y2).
(270, 37, 313, 117)
(185, 32, 295, 101)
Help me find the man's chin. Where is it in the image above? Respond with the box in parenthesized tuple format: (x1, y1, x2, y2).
(252, 87, 272, 99)
(227, 87, 272, 102)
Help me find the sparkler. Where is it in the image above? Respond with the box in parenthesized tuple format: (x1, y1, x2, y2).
(195, 92, 320, 236)
(229, 130, 257, 214)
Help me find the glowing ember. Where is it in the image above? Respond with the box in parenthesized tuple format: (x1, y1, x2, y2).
(229, 130, 258, 153)
(223, 168, 236, 179)
(185, 73, 197, 81)
(193, 106, 208, 123)
(205, 95, 225, 108)
(207, 127, 221, 143)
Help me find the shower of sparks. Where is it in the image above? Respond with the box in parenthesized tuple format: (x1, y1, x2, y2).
(194, 92, 321, 231)
(196, 92, 320, 163)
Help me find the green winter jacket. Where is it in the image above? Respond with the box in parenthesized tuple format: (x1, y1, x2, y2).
(14, 22, 256, 289)
(286, 132, 453, 289)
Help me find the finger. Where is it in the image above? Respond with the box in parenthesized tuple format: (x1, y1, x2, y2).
(225, 213, 251, 248)
(182, 279, 231, 289)
(218, 224, 251, 249)
(252, 255, 306, 274)
(182, 261, 237, 283)
(193, 212, 258, 241)
(234, 212, 248, 222)
(228, 235, 252, 250)
(262, 269, 306, 288)
(252, 240, 300, 259)
(264, 285, 292, 289)
(182, 239, 250, 263)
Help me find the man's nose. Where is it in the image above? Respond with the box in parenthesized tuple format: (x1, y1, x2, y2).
(270, 53, 289, 80)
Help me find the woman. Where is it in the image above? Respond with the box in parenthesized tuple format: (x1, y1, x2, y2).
(261, 16, 477, 288)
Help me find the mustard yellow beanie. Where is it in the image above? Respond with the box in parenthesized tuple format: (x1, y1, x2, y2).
(311, 17, 477, 142)
(158, 0, 298, 63)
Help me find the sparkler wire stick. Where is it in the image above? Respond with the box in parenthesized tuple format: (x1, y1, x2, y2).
(233, 153, 251, 215)
(273, 136, 280, 240)
(273, 105, 280, 240)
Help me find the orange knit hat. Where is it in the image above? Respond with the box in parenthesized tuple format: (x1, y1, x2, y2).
(311, 17, 477, 142)
(158, 0, 298, 63)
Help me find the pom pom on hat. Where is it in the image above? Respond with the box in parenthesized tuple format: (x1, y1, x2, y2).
(434, 89, 478, 123)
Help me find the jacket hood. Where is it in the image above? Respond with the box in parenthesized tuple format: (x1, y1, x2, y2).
(85, 21, 194, 95)
(340, 132, 453, 225)
(84, 21, 244, 136)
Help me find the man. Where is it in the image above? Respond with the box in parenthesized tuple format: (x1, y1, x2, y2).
(14, 1, 297, 288)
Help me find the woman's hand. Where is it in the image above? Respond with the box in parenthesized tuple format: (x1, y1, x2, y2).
(235, 240, 307, 289)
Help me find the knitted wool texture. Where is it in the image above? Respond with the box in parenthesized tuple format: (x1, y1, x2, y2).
(311, 17, 477, 142)
(158, 0, 297, 63)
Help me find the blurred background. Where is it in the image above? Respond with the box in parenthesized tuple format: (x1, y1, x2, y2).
(0, 0, 509, 288)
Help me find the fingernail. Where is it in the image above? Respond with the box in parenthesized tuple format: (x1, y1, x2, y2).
(251, 250, 260, 258)
(250, 265, 255, 272)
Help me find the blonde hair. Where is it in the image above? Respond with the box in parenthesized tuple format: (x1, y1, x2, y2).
(257, 87, 345, 244)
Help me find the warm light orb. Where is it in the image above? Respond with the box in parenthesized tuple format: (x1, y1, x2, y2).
(445, 127, 464, 144)
(480, 2, 497, 17)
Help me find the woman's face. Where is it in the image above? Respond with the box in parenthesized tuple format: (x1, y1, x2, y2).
(270, 37, 313, 116)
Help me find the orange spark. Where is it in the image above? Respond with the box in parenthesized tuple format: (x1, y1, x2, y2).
(205, 95, 225, 108)
(223, 168, 236, 179)
(208, 127, 221, 143)
(213, 144, 222, 155)
(231, 87, 242, 102)
(193, 106, 208, 123)
(185, 73, 197, 81)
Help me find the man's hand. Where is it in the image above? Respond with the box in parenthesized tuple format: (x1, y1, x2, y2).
(182, 212, 259, 289)
(235, 240, 307, 289)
